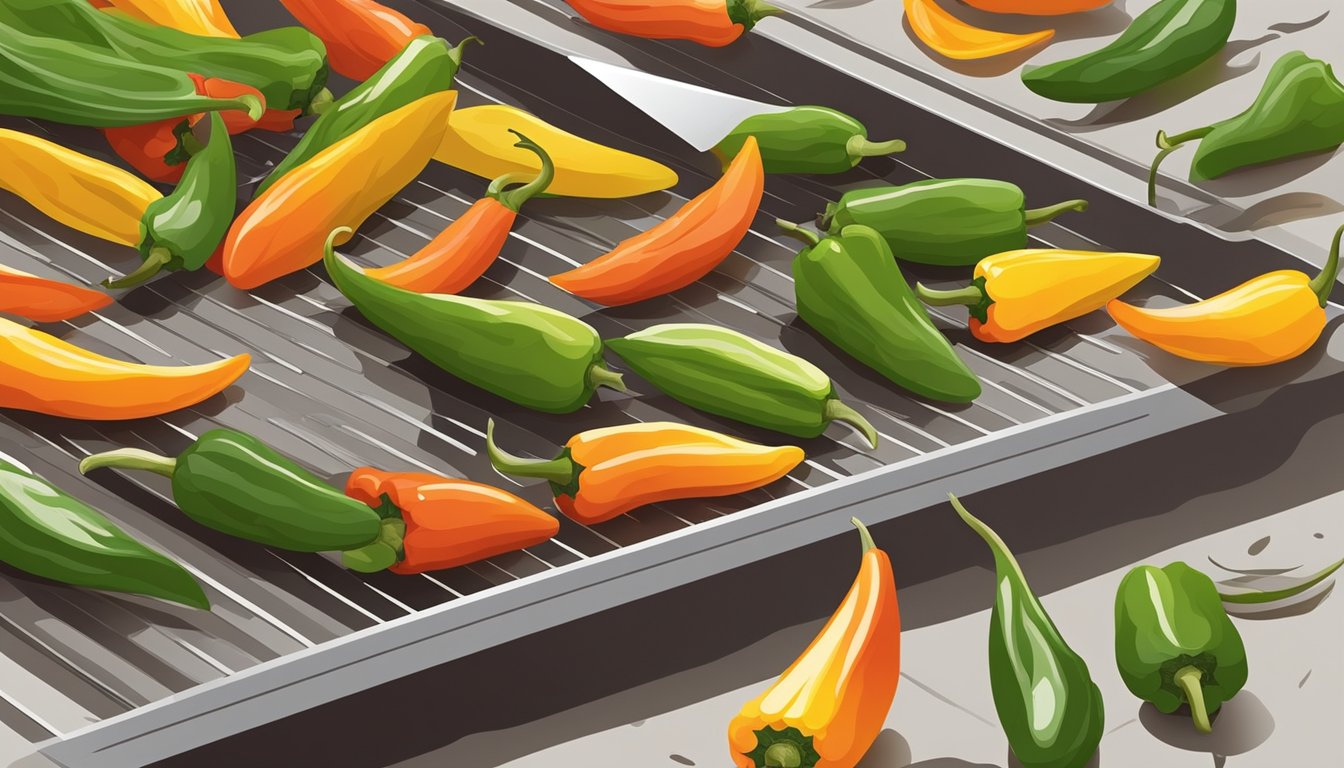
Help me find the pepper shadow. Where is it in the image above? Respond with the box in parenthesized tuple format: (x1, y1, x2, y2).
(1009, 750, 1099, 768)
(1191, 191, 1344, 233)
(855, 730, 913, 767)
(1137, 692, 1274, 755)
(911, 760, 1003, 768)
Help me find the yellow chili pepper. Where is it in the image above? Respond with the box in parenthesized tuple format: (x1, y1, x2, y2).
(435, 104, 678, 199)
(916, 249, 1160, 343)
(1108, 224, 1344, 366)
(729, 518, 901, 768)
(0, 129, 161, 248)
(101, 0, 239, 38)
(905, 0, 1055, 60)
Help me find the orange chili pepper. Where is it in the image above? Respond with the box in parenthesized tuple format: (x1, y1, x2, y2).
(905, 0, 1055, 60)
(0, 317, 249, 421)
(962, 0, 1111, 14)
(365, 131, 553, 294)
(566, 0, 781, 47)
(222, 90, 457, 289)
(342, 468, 560, 574)
(102, 0, 239, 38)
(486, 419, 803, 526)
(279, 0, 431, 82)
(729, 518, 901, 768)
(549, 136, 763, 306)
(0, 265, 112, 323)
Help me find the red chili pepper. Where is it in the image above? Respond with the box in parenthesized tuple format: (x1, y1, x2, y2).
(565, 0, 782, 47)
(549, 136, 763, 306)
(344, 468, 559, 574)
(0, 264, 112, 322)
(279, 0, 431, 82)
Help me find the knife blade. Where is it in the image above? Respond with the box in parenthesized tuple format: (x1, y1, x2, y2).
(568, 55, 792, 152)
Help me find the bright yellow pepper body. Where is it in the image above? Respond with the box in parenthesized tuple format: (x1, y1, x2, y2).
(435, 104, 678, 199)
(103, 0, 239, 38)
(0, 129, 161, 248)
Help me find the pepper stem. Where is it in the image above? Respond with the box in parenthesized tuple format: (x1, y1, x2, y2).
(307, 87, 335, 116)
(1308, 223, 1344, 307)
(729, 0, 784, 28)
(485, 419, 576, 485)
(915, 282, 985, 307)
(236, 93, 264, 122)
(588, 364, 626, 392)
(449, 35, 483, 67)
(1220, 555, 1344, 604)
(180, 130, 206, 157)
(1024, 198, 1089, 227)
(103, 247, 172, 290)
(845, 135, 906, 162)
(777, 219, 821, 248)
(763, 742, 802, 768)
(1174, 665, 1212, 733)
(488, 130, 554, 213)
(824, 398, 878, 449)
(1148, 127, 1214, 206)
(852, 517, 876, 555)
(79, 448, 178, 479)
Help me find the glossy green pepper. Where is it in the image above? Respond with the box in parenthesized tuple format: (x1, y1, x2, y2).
(1147, 51, 1344, 205)
(605, 323, 879, 447)
(1, 454, 208, 609)
(710, 106, 905, 175)
(256, 35, 475, 196)
(818, 179, 1087, 267)
(1115, 562, 1248, 733)
(79, 430, 382, 553)
(107, 111, 236, 290)
(951, 494, 1104, 768)
(324, 230, 625, 413)
(1022, 0, 1237, 104)
(779, 221, 982, 403)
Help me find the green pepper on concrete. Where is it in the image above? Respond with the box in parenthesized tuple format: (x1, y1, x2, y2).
(79, 430, 382, 553)
(710, 106, 906, 175)
(1147, 51, 1344, 206)
(950, 494, 1104, 768)
(605, 323, 879, 447)
(1022, 0, 1237, 104)
(107, 112, 236, 290)
(324, 229, 625, 414)
(1115, 562, 1248, 733)
(818, 179, 1087, 267)
(1, 454, 208, 609)
(256, 35, 476, 196)
(780, 221, 982, 403)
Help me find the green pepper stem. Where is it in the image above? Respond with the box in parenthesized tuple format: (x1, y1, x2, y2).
(104, 247, 172, 290)
(763, 741, 802, 768)
(488, 130, 554, 213)
(949, 493, 1030, 584)
(485, 419, 576, 485)
(1174, 665, 1212, 733)
(180, 130, 205, 157)
(1024, 198, 1089, 227)
(236, 94, 264, 122)
(1308, 224, 1344, 306)
(777, 219, 821, 247)
(851, 517, 876, 555)
(1220, 555, 1344, 604)
(307, 87, 335, 116)
(79, 448, 178, 479)
(340, 518, 405, 573)
(824, 398, 878, 449)
(915, 282, 985, 308)
(1147, 127, 1214, 206)
(588, 364, 626, 392)
(845, 135, 906, 162)
(449, 35, 483, 67)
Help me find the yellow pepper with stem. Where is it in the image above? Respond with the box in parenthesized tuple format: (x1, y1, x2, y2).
(916, 249, 1160, 343)
(1107, 223, 1344, 366)
(435, 104, 678, 199)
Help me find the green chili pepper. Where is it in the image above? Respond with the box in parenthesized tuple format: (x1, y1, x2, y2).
(1022, 0, 1237, 104)
(79, 430, 382, 553)
(1147, 51, 1344, 206)
(0, 454, 208, 610)
(102, 111, 237, 290)
(950, 494, 1104, 768)
(779, 221, 982, 403)
(818, 179, 1087, 267)
(709, 106, 906, 175)
(256, 35, 476, 196)
(604, 323, 879, 448)
(1115, 562, 1248, 733)
(323, 229, 625, 414)
(0, 0, 330, 115)
(0, 23, 262, 128)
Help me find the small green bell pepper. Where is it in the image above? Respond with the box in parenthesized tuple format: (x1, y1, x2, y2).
(1115, 562, 1249, 733)
(710, 106, 905, 175)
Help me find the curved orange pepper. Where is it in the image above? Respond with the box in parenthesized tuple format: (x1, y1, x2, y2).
(0, 265, 112, 323)
(278, 0, 431, 82)
(906, 0, 1055, 60)
(549, 136, 764, 306)
(962, 0, 1111, 15)
(0, 317, 249, 420)
(565, 0, 781, 48)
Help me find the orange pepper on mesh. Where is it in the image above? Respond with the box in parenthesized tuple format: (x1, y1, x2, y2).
(962, 0, 1111, 14)
(565, 0, 781, 47)
(549, 135, 764, 306)
(905, 0, 1055, 60)
(279, 0, 431, 82)
(0, 265, 112, 323)
(486, 419, 803, 526)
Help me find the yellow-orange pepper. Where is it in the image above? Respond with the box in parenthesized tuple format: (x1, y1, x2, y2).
(729, 518, 901, 768)
(905, 0, 1054, 60)
(0, 317, 250, 421)
(223, 90, 457, 289)
(0, 265, 112, 323)
(102, 0, 239, 38)
(485, 420, 803, 525)
(961, 0, 1112, 15)
(1108, 224, 1344, 366)
(917, 249, 1160, 343)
